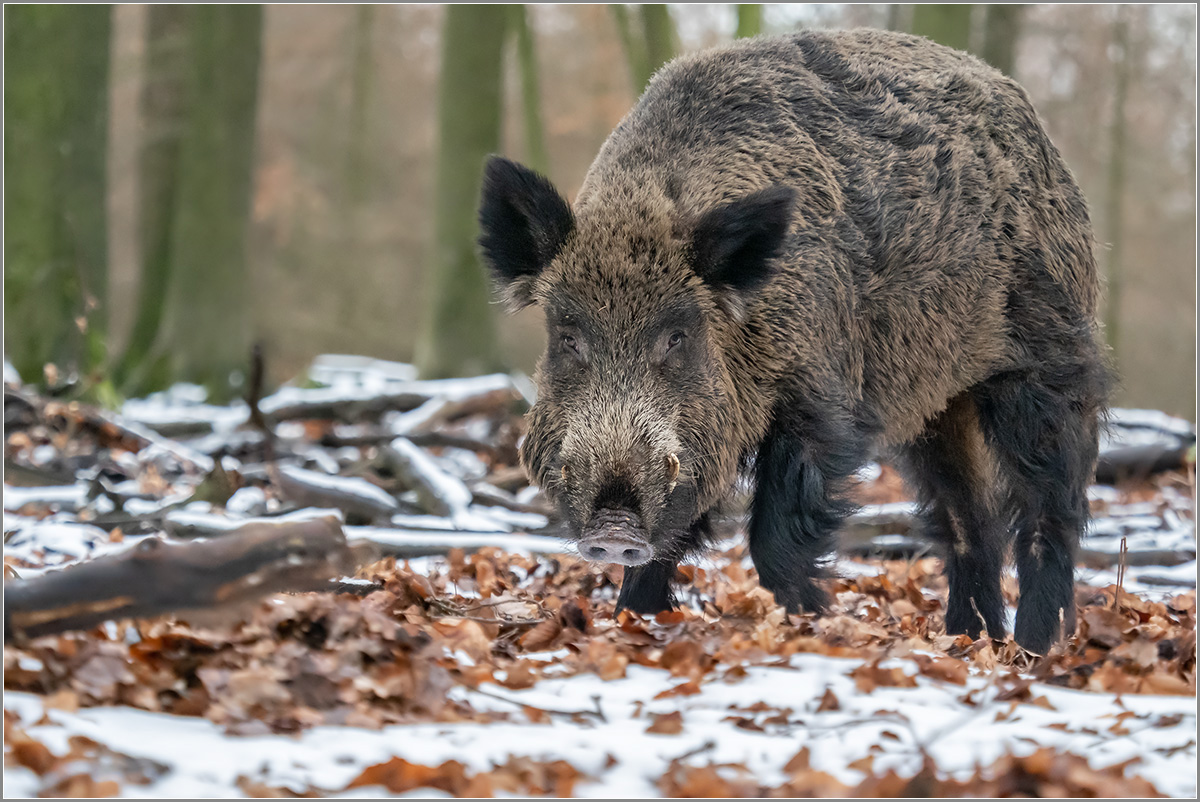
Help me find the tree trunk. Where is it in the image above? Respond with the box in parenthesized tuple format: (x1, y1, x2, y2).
(911, 4, 973, 52)
(512, 5, 550, 175)
(3, 5, 112, 388)
(980, 5, 1025, 77)
(735, 5, 763, 39)
(611, 4, 675, 95)
(1104, 5, 1133, 361)
(345, 4, 376, 208)
(415, 5, 509, 379)
(641, 4, 676, 83)
(153, 5, 264, 401)
(610, 5, 649, 96)
(117, 4, 189, 394)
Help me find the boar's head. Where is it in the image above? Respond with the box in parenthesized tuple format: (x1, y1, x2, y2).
(478, 156, 793, 568)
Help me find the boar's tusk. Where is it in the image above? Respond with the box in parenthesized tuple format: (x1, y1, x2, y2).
(561, 464, 570, 486)
(665, 452, 680, 492)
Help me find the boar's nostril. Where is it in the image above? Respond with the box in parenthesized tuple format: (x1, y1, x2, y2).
(578, 534, 652, 566)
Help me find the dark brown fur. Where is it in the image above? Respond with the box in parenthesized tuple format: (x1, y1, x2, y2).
(478, 29, 1109, 653)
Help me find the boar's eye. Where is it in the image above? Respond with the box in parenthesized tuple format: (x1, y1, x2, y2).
(561, 333, 580, 355)
(667, 331, 685, 352)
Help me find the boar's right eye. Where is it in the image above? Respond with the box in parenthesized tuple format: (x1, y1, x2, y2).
(561, 334, 580, 355)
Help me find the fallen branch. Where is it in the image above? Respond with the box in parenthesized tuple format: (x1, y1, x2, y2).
(380, 438, 473, 518)
(259, 374, 518, 426)
(465, 685, 607, 723)
(470, 483, 555, 517)
(273, 464, 400, 523)
(3, 515, 359, 642)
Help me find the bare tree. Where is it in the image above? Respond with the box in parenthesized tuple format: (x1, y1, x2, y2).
(980, 5, 1026, 77)
(118, 5, 187, 393)
(611, 4, 677, 94)
(512, 5, 550, 175)
(415, 5, 509, 379)
(121, 5, 264, 401)
(1103, 5, 1135, 361)
(4, 5, 112, 390)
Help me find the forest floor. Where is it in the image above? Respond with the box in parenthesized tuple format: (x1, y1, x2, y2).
(2, 356, 1196, 798)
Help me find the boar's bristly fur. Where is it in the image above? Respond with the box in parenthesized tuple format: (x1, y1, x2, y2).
(478, 29, 1110, 653)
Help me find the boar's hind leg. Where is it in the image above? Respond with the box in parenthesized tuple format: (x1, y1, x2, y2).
(749, 414, 867, 616)
(900, 394, 1009, 642)
(972, 368, 1104, 653)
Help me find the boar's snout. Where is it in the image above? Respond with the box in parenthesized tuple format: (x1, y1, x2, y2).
(578, 507, 653, 566)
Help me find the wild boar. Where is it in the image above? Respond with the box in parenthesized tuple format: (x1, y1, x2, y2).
(477, 29, 1109, 653)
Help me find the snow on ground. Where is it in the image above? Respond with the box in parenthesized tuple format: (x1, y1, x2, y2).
(4, 608, 1197, 798)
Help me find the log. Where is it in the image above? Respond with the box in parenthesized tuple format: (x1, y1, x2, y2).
(1094, 443, 1193, 485)
(3, 516, 359, 642)
(1078, 547, 1196, 569)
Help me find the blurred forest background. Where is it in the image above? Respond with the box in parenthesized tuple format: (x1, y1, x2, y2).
(4, 4, 1196, 419)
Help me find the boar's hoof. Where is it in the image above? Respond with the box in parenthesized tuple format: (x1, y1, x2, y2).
(580, 507, 652, 566)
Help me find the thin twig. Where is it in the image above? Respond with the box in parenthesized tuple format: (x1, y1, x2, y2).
(464, 684, 607, 723)
(1113, 535, 1128, 611)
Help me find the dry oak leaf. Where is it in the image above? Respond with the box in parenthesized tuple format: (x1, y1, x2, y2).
(850, 661, 918, 693)
(912, 654, 968, 685)
(647, 711, 685, 735)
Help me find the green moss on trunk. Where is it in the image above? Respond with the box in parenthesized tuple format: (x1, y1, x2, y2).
(4, 5, 112, 386)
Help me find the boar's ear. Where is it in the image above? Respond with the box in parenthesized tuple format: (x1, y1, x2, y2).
(690, 186, 795, 318)
(478, 155, 574, 310)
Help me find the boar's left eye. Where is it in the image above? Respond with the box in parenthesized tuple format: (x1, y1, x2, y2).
(667, 331, 685, 351)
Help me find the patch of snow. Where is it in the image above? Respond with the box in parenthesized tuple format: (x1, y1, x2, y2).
(2, 483, 89, 512)
(307, 354, 420, 390)
(433, 448, 490, 482)
(345, 528, 567, 557)
(121, 393, 249, 433)
(387, 399, 449, 436)
(30, 444, 57, 466)
(466, 505, 548, 532)
(389, 514, 461, 531)
(849, 501, 919, 522)
(4, 520, 113, 561)
(225, 486, 267, 516)
(515, 486, 541, 505)
(854, 461, 882, 482)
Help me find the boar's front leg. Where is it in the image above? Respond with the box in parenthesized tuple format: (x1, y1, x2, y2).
(615, 514, 713, 615)
(749, 413, 867, 616)
(615, 560, 677, 614)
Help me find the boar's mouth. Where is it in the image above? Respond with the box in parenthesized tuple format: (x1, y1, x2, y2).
(578, 507, 653, 566)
